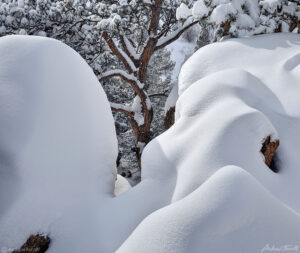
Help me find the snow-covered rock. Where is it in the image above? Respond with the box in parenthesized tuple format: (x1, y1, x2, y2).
(118, 33, 300, 252)
(0, 35, 119, 252)
(114, 174, 131, 196)
(0, 35, 182, 253)
(118, 166, 300, 253)
(0, 35, 177, 253)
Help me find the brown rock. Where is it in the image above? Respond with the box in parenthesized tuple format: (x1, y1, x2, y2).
(13, 234, 50, 253)
(260, 136, 280, 170)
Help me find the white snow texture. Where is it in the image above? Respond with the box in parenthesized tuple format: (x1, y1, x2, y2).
(1, 33, 300, 253)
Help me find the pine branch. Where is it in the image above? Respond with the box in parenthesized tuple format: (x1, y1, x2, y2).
(110, 102, 133, 118)
(99, 70, 143, 89)
(154, 20, 198, 51)
(119, 36, 139, 64)
(148, 91, 168, 97)
(102, 32, 134, 73)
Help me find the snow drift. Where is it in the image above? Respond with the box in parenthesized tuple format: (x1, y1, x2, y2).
(1, 34, 300, 253)
(0, 35, 120, 252)
(119, 33, 300, 252)
(0, 35, 179, 253)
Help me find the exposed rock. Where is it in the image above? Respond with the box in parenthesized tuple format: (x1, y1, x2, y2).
(13, 234, 50, 253)
(261, 136, 280, 172)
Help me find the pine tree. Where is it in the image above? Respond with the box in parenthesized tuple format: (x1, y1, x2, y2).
(78, 0, 198, 170)
(177, 0, 300, 43)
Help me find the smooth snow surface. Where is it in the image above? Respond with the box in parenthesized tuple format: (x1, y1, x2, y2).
(1, 34, 300, 253)
(114, 175, 131, 196)
(0, 35, 187, 253)
(0, 36, 121, 252)
(118, 33, 300, 252)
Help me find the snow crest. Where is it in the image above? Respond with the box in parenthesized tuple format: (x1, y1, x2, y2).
(120, 34, 300, 252)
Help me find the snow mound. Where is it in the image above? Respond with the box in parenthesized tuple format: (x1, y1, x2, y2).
(179, 33, 300, 117)
(118, 166, 300, 253)
(119, 33, 300, 252)
(0, 35, 177, 253)
(0, 35, 119, 252)
(114, 174, 131, 196)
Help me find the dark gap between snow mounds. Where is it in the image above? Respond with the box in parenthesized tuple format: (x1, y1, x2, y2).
(12, 234, 50, 253)
(261, 136, 280, 173)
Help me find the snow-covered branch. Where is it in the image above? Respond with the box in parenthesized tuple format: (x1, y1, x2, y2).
(102, 32, 135, 73)
(99, 69, 144, 89)
(143, 0, 153, 6)
(114, 37, 138, 72)
(155, 19, 198, 51)
(99, 69, 134, 81)
(110, 102, 133, 117)
(148, 91, 168, 97)
(120, 36, 141, 60)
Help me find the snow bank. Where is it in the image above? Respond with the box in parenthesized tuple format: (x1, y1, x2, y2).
(0, 35, 119, 252)
(0, 35, 185, 253)
(0, 35, 176, 253)
(118, 166, 300, 253)
(119, 33, 300, 252)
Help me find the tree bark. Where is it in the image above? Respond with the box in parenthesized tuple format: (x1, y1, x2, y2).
(164, 106, 175, 130)
(101, 0, 198, 172)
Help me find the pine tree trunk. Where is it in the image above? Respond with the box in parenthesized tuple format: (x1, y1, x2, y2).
(164, 106, 175, 130)
(129, 101, 153, 170)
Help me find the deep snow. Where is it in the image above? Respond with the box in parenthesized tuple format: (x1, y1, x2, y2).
(119, 33, 300, 252)
(0, 35, 176, 253)
(0, 35, 120, 252)
(1, 34, 300, 253)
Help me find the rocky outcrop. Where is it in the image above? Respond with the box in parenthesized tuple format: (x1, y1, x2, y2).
(261, 136, 280, 172)
(13, 235, 50, 253)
